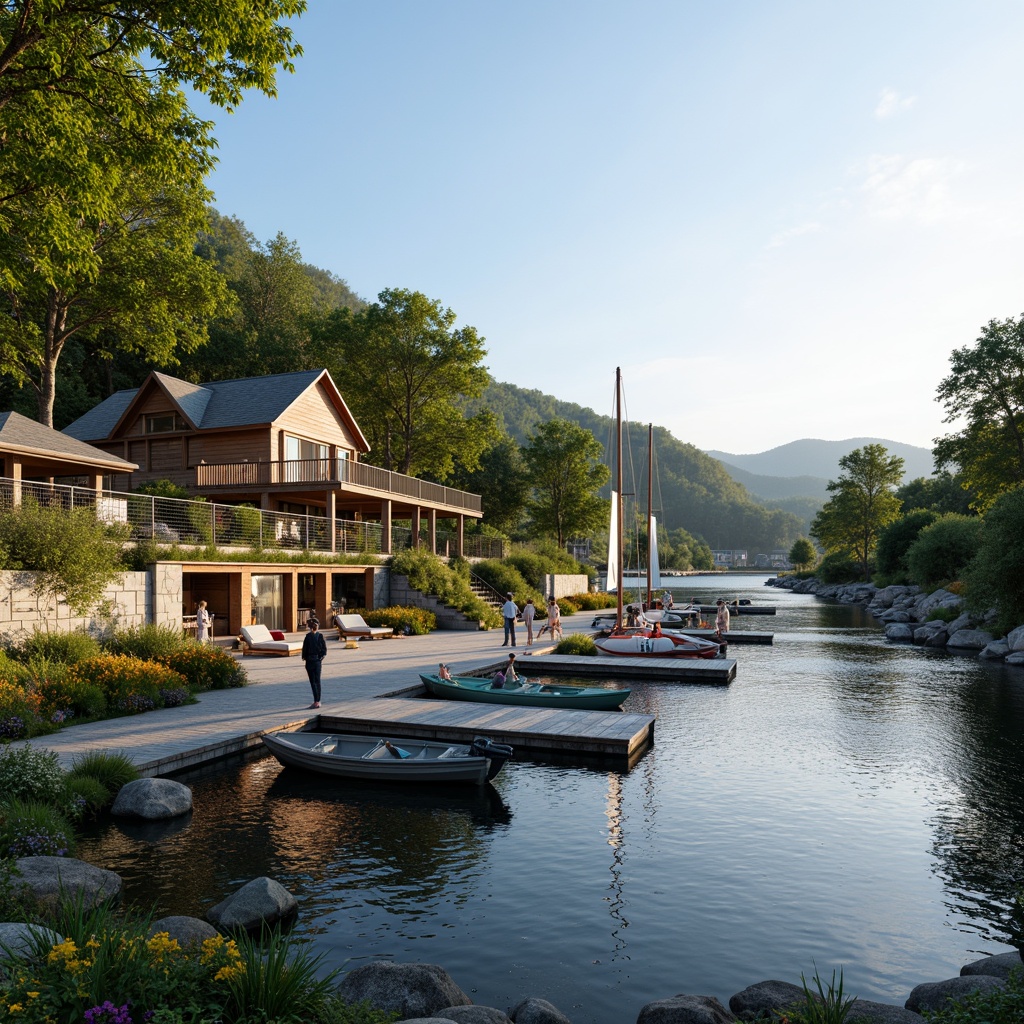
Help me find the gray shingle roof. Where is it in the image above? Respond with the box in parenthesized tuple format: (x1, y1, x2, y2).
(0, 411, 136, 468)
(63, 370, 330, 441)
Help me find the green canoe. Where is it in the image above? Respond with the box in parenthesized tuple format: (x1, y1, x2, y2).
(419, 673, 630, 710)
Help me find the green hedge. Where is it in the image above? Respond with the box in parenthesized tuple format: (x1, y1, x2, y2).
(389, 550, 501, 627)
(358, 606, 437, 635)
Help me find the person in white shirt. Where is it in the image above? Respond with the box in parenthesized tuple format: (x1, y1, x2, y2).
(547, 597, 562, 639)
(715, 598, 730, 637)
(501, 592, 519, 646)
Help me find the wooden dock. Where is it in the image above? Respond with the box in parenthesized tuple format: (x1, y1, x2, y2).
(686, 629, 773, 645)
(318, 696, 655, 763)
(516, 653, 736, 684)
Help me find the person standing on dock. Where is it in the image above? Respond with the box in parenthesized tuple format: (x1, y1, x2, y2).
(547, 597, 562, 640)
(196, 600, 212, 643)
(302, 617, 328, 709)
(501, 592, 519, 647)
(715, 598, 730, 638)
(523, 598, 536, 645)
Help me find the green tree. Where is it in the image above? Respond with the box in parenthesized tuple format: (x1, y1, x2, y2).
(963, 485, 1024, 630)
(896, 472, 977, 516)
(0, 145, 233, 426)
(0, 500, 130, 614)
(523, 418, 610, 547)
(449, 434, 529, 537)
(0, 3, 303, 288)
(906, 514, 983, 591)
(874, 509, 939, 583)
(811, 444, 904, 581)
(329, 288, 495, 479)
(788, 537, 817, 571)
(934, 316, 1024, 511)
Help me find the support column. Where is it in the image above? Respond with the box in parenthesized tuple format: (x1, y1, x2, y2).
(412, 506, 421, 550)
(10, 457, 21, 506)
(90, 472, 103, 495)
(284, 570, 298, 632)
(457, 514, 465, 557)
(313, 571, 329, 625)
(380, 499, 392, 555)
(327, 490, 337, 553)
(427, 509, 437, 554)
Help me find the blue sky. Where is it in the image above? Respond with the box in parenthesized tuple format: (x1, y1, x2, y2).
(200, 1, 1024, 455)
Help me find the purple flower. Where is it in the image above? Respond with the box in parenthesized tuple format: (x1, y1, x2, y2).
(85, 1001, 133, 1024)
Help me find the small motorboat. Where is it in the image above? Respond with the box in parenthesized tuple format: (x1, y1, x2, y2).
(261, 730, 513, 784)
(420, 673, 631, 710)
(594, 628, 721, 659)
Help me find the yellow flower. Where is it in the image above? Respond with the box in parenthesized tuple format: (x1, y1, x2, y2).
(27, 992, 39, 999)
(9, 1004, 23, 1012)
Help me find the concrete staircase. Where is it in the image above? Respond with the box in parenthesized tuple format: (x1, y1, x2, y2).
(468, 573, 505, 613)
(390, 574, 487, 631)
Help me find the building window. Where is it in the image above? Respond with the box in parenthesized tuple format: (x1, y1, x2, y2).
(146, 413, 185, 434)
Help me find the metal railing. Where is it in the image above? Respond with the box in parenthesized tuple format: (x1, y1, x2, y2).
(0, 477, 500, 559)
(195, 457, 482, 513)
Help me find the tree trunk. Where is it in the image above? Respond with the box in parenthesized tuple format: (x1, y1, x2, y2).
(36, 291, 68, 428)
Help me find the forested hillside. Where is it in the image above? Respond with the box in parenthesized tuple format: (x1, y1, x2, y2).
(474, 382, 804, 552)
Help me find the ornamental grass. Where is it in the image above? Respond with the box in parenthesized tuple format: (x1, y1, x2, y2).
(357, 605, 437, 635)
(553, 632, 598, 656)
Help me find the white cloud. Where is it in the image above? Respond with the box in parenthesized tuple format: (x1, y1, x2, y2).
(767, 221, 822, 248)
(875, 87, 916, 119)
(858, 154, 966, 222)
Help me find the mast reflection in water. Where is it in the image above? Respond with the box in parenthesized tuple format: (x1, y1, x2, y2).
(77, 580, 1024, 1024)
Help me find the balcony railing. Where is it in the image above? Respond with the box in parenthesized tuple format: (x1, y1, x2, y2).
(194, 458, 482, 513)
(0, 477, 502, 558)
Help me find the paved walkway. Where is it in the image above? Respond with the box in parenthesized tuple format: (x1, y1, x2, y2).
(23, 614, 593, 773)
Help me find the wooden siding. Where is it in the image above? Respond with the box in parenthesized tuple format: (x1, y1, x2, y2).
(187, 429, 270, 467)
(273, 381, 362, 453)
(149, 438, 183, 472)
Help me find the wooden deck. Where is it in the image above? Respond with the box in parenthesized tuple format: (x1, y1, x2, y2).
(684, 629, 773, 645)
(318, 696, 655, 762)
(514, 653, 736, 683)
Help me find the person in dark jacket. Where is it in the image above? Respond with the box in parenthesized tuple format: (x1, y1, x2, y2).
(301, 617, 328, 709)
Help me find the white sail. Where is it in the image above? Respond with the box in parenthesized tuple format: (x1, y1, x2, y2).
(649, 514, 661, 588)
(606, 491, 619, 593)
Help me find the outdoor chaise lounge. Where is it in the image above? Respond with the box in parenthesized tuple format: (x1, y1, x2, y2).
(336, 613, 394, 640)
(240, 624, 303, 656)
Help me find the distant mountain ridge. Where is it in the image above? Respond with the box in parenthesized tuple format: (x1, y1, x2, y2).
(705, 438, 935, 484)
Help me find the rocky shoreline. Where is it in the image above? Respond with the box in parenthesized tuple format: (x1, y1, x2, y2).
(3, 854, 1022, 1024)
(766, 576, 1024, 665)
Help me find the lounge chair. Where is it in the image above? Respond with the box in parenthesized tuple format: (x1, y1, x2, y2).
(240, 624, 303, 656)
(336, 613, 393, 640)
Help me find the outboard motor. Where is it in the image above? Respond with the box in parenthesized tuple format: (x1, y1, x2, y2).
(470, 735, 514, 780)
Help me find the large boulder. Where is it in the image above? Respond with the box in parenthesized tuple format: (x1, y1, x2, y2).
(913, 623, 946, 644)
(636, 994, 736, 1024)
(924, 629, 951, 648)
(14, 856, 121, 913)
(979, 640, 1011, 660)
(338, 963, 471, 1019)
(906, 975, 1006, 1013)
(1006, 625, 1024, 651)
(879, 609, 912, 624)
(112, 778, 192, 821)
(0, 922, 63, 960)
(438, 1007, 514, 1024)
(1006, 652, 1024, 666)
(960, 951, 1023, 979)
(728, 980, 806, 1019)
(149, 916, 219, 948)
(206, 877, 297, 932)
(509, 998, 572, 1024)
(885, 624, 915, 641)
(842, 1000, 925, 1024)
(947, 629, 995, 650)
(914, 589, 962, 621)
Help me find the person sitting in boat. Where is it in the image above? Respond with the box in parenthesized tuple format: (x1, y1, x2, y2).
(651, 620, 662, 637)
(438, 663, 452, 681)
(492, 653, 518, 689)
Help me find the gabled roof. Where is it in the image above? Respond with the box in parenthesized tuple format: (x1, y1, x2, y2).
(0, 411, 137, 471)
(63, 369, 370, 451)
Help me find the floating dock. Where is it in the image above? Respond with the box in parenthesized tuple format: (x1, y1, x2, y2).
(686, 629, 773, 645)
(515, 653, 736, 684)
(318, 696, 655, 763)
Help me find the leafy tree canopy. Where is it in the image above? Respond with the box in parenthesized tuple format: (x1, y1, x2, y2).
(874, 508, 939, 583)
(934, 315, 1024, 511)
(811, 444, 904, 581)
(327, 288, 495, 480)
(963, 485, 1024, 631)
(788, 537, 817, 571)
(523, 418, 610, 547)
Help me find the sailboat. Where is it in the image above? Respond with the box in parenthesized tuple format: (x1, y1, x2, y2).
(594, 370, 721, 660)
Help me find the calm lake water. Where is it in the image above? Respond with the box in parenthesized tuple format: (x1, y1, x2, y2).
(77, 576, 1024, 1022)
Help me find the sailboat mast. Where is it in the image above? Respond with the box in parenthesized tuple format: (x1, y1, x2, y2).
(646, 423, 653, 609)
(616, 367, 623, 629)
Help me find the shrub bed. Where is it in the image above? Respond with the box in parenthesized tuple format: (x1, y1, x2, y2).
(390, 549, 500, 627)
(158, 645, 247, 691)
(554, 633, 598, 656)
(71, 655, 190, 715)
(357, 606, 437, 635)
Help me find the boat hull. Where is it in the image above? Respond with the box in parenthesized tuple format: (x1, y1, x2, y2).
(261, 731, 506, 784)
(593, 631, 720, 658)
(420, 674, 630, 710)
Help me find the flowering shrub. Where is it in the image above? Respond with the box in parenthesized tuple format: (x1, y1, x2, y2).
(157, 687, 191, 708)
(357, 605, 437, 635)
(103, 624, 187, 660)
(71, 655, 187, 715)
(0, 676, 40, 740)
(0, 745, 69, 808)
(27, 659, 107, 722)
(0, 798, 76, 857)
(158, 644, 246, 691)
